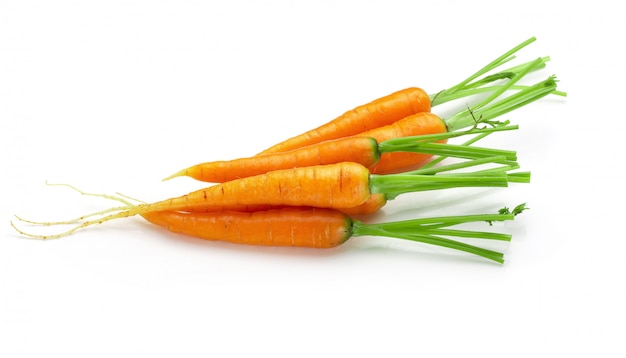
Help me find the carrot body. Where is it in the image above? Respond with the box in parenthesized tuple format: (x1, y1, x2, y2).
(142, 208, 352, 248)
(258, 87, 430, 154)
(169, 137, 380, 183)
(144, 159, 511, 217)
(150, 162, 372, 213)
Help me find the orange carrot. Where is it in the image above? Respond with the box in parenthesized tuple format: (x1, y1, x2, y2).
(153, 162, 375, 212)
(11, 160, 523, 239)
(164, 136, 381, 183)
(257, 87, 431, 155)
(157, 161, 518, 213)
(142, 208, 352, 248)
(141, 206, 526, 263)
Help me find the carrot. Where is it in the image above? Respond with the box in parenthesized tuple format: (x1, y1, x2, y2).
(164, 72, 556, 183)
(142, 208, 352, 249)
(142, 205, 528, 263)
(11, 155, 528, 239)
(257, 37, 550, 155)
(29, 203, 527, 263)
(164, 136, 381, 183)
(158, 159, 521, 212)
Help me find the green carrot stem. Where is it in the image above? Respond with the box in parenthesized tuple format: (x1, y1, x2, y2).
(383, 232, 506, 263)
(370, 152, 533, 199)
(369, 172, 510, 198)
(377, 124, 519, 151)
(366, 213, 515, 229)
(419, 127, 501, 169)
(446, 74, 558, 132)
(351, 210, 521, 263)
(462, 56, 549, 89)
(459, 57, 543, 112)
(404, 156, 517, 176)
(421, 128, 499, 169)
(377, 121, 523, 174)
(416, 229, 512, 241)
(429, 37, 537, 106)
(475, 76, 560, 118)
(422, 166, 530, 184)
(378, 155, 526, 201)
(431, 55, 555, 106)
(451, 85, 567, 100)
(506, 171, 531, 183)
(352, 226, 506, 263)
(446, 84, 566, 100)
(380, 142, 517, 161)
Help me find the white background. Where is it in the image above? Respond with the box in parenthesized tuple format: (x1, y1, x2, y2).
(1, 1, 624, 357)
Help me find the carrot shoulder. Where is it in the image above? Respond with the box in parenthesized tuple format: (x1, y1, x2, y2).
(359, 112, 447, 174)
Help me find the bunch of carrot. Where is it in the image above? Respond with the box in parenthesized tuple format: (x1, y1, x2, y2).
(12, 37, 565, 263)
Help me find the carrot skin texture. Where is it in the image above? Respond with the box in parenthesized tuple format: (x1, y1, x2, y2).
(258, 87, 431, 154)
(178, 137, 380, 183)
(362, 112, 448, 174)
(149, 162, 372, 213)
(142, 208, 353, 248)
